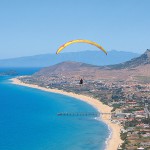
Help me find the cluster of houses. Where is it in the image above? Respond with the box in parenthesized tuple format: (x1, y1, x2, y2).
(112, 100, 150, 150)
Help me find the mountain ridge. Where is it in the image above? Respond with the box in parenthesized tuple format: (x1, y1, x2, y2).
(0, 50, 140, 67)
(107, 49, 150, 69)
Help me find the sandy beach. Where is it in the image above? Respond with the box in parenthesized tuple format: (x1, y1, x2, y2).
(11, 77, 123, 150)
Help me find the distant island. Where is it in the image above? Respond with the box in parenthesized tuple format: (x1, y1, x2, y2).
(12, 50, 150, 150)
(0, 70, 18, 76)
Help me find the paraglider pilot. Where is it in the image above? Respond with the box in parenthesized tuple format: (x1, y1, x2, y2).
(79, 78, 83, 85)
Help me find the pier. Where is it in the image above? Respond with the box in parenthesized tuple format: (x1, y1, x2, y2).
(57, 112, 113, 116)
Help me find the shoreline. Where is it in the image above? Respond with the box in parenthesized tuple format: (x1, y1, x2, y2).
(11, 77, 123, 150)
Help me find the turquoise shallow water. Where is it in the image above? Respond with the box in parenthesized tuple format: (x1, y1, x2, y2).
(0, 70, 109, 150)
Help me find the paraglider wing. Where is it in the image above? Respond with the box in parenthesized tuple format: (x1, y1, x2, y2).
(56, 39, 107, 55)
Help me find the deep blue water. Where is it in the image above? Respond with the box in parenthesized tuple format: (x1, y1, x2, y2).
(0, 69, 109, 150)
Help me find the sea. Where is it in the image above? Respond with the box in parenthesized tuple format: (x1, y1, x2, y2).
(0, 68, 110, 150)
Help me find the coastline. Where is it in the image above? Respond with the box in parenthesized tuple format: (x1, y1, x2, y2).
(11, 77, 123, 150)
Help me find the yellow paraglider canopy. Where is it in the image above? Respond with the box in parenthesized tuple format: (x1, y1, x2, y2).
(56, 39, 107, 55)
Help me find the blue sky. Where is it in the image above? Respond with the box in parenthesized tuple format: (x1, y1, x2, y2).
(0, 0, 150, 59)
